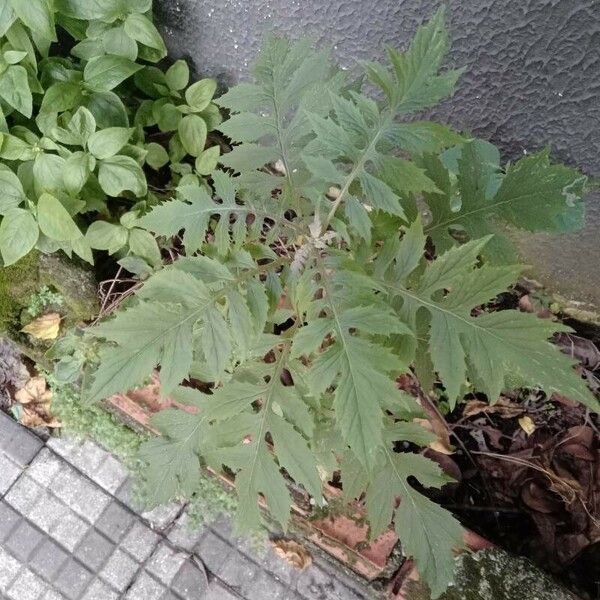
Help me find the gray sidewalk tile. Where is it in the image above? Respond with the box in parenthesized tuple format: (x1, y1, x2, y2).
(49, 511, 89, 552)
(0, 428, 372, 600)
(0, 547, 21, 592)
(0, 452, 21, 494)
(5, 520, 45, 562)
(100, 548, 139, 592)
(0, 412, 42, 467)
(205, 581, 239, 600)
(7, 569, 47, 600)
(122, 520, 161, 562)
(30, 538, 69, 582)
(54, 558, 94, 600)
(95, 501, 135, 542)
(82, 579, 119, 600)
(0, 501, 20, 542)
(146, 543, 188, 585)
(74, 529, 115, 571)
(125, 572, 167, 600)
(171, 560, 209, 599)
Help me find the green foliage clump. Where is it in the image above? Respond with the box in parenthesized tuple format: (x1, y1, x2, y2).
(0, 0, 220, 273)
(84, 8, 596, 597)
(26, 285, 64, 317)
(49, 375, 143, 464)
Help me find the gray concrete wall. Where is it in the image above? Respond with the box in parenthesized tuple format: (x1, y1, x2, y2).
(156, 0, 600, 307)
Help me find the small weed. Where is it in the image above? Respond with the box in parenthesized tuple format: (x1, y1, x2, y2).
(27, 286, 64, 318)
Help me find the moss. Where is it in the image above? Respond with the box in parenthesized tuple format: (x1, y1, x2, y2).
(50, 377, 144, 466)
(0, 252, 41, 334)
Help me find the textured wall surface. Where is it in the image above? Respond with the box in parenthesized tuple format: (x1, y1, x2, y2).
(156, 0, 600, 306)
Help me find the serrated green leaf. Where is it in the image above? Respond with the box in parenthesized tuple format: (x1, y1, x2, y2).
(366, 448, 463, 597)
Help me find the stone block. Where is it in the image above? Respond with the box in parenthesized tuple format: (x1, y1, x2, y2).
(29, 538, 69, 582)
(54, 559, 93, 600)
(5, 520, 44, 562)
(0, 501, 20, 542)
(100, 549, 139, 592)
(124, 572, 166, 600)
(95, 501, 135, 542)
(0, 412, 42, 467)
(122, 520, 160, 562)
(146, 543, 187, 585)
(7, 569, 47, 600)
(74, 529, 115, 571)
(0, 452, 21, 494)
(171, 560, 209, 600)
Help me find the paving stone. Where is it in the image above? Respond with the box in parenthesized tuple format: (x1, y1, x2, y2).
(93, 455, 129, 494)
(296, 566, 364, 600)
(142, 502, 183, 530)
(5, 474, 43, 513)
(115, 476, 137, 509)
(69, 440, 107, 476)
(50, 468, 110, 523)
(46, 436, 79, 460)
(208, 514, 233, 539)
(96, 501, 135, 542)
(27, 449, 64, 487)
(122, 520, 160, 562)
(81, 579, 119, 600)
(171, 560, 209, 600)
(160, 592, 180, 600)
(0, 547, 21, 592)
(125, 572, 167, 600)
(0, 412, 42, 467)
(219, 553, 259, 596)
(167, 512, 206, 552)
(30, 538, 69, 582)
(55, 559, 94, 600)
(100, 548, 139, 592)
(0, 501, 20, 542)
(28, 492, 66, 534)
(7, 569, 47, 600)
(147, 543, 188, 585)
(205, 581, 239, 600)
(49, 511, 89, 552)
(5, 519, 45, 562)
(248, 571, 290, 600)
(0, 452, 21, 494)
(262, 547, 296, 585)
(42, 590, 68, 600)
(194, 530, 234, 575)
(74, 529, 115, 571)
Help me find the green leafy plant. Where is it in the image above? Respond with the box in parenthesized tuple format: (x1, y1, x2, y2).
(86, 8, 597, 596)
(0, 0, 220, 270)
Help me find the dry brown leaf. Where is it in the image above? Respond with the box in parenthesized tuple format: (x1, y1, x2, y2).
(21, 313, 62, 340)
(271, 539, 312, 570)
(15, 376, 60, 428)
(413, 418, 454, 455)
(463, 397, 524, 419)
(518, 416, 536, 436)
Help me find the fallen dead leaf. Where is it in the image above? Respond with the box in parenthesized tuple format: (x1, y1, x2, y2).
(15, 376, 60, 428)
(21, 313, 62, 340)
(414, 418, 454, 455)
(518, 416, 536, 436)
(463, 397, 524, 419)
(271, 539, 312, 570)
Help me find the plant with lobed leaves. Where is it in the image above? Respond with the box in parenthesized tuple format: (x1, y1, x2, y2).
(87, 9, 597, 596)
